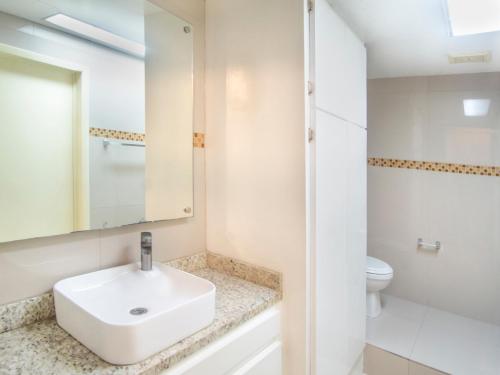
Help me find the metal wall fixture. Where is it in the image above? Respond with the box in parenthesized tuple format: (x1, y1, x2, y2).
(417, 238, 441, 251)
(103, 139, 145, 148)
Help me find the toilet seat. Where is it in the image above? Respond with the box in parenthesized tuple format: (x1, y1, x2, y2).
(367, 256, 393, 276)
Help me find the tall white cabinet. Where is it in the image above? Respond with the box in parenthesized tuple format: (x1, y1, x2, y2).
(309, 0, 367, 373)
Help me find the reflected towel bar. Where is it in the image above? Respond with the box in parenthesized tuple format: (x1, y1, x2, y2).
(103, 140, 145, 148)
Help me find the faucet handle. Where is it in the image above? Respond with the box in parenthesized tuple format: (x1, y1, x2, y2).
(141, 232, 152, 247)
(140, 232, 152, 271)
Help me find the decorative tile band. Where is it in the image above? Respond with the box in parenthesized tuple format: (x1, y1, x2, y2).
(89, 127, 206, 148)
(193, 132, 205, 148)
(368, 158, 500, 177)
(89, 127, 145, 142)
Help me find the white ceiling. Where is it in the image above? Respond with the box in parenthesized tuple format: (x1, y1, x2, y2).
(0, 0, 162, 43)
(329, 0, 500, 78)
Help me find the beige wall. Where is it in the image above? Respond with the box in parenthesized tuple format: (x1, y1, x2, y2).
(204, 0, 307, 374)
(0, 0, 206, 306)
(368, 73, 500, 324)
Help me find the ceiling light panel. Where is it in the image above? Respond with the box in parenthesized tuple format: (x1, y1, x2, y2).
(45, 13, 145, 57)
(447, 0, 500, 36)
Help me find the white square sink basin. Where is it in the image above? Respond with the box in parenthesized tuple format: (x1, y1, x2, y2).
(54, 262, 216, 365)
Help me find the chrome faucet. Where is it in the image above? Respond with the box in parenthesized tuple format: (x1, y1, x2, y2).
(141, 232, 152, 271)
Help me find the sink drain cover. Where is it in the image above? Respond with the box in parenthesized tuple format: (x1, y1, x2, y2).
(129, 307, 148, 316)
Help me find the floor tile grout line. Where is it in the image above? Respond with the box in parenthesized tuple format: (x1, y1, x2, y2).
(409, 304, 430, 361)
(367, 294, 427, 359)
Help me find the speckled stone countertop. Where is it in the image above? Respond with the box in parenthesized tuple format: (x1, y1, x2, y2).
(0, 254, 281, 375)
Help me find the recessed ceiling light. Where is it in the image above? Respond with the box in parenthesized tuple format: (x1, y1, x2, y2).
(463, 99, 491, 117)
(447, 0, 500, 36)
(45, 13, 145, 57)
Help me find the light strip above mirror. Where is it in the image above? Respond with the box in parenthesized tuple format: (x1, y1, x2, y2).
(45, 13, 145, 57)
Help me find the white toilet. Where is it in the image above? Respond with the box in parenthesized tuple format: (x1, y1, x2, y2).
(366, 256, 393, 318)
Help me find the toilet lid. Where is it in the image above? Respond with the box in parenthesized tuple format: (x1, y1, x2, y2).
(367, 256, 393, 275)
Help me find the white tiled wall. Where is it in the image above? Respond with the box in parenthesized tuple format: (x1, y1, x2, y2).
(368, 73, 500, 325)
(368, 74, 500, 165)
(0, 0, 206, 306)
(90, 137, 146, 229)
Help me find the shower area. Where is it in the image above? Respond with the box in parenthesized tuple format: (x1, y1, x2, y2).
(366, 72, 500, 374)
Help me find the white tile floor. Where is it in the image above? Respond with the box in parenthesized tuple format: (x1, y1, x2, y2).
(367, 294, 500, 375)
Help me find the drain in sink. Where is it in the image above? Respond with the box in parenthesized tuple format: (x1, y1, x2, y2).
(129, 307, 148, 316)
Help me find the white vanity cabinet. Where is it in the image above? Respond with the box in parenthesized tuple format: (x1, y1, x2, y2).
(161, 306, 282, 375)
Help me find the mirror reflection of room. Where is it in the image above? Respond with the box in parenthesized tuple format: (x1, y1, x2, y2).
(0, 0, 194, 243)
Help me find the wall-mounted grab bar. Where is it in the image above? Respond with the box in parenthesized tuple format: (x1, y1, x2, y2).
(417, 238, 441, 251)
(103, 140, 145, 148)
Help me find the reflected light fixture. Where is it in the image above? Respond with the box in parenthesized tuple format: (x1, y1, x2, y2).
(45, 13, 145, 57)
(447, 0, 500, 36)
(463, 99, 491, 117)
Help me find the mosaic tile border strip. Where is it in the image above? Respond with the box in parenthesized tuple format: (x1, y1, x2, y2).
(90, 128, 206, 148)
(89, 127, 145, 142)
(368, 157, 500, 177)
(193, 132, 205, 148)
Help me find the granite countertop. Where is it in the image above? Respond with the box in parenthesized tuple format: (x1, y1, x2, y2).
(0, 253, 281, 375)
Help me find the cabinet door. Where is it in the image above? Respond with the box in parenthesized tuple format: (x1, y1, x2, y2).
(161, 307, 280, 375)
(314, 0, 367, 128)
(231, 341, 282, 375)
(314, 110, 366, 374)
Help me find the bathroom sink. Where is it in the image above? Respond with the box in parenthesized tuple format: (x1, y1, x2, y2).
(54, 262, 216, 365)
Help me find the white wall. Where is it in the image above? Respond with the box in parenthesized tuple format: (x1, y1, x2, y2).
(204, 0, 307, 374)
(312, 1, 367, 373)
(0, 0, 206, 306)
(368, 73, 500, 325)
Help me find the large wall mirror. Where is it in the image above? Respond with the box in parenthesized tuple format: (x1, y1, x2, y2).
(0, 0, 194, 243)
